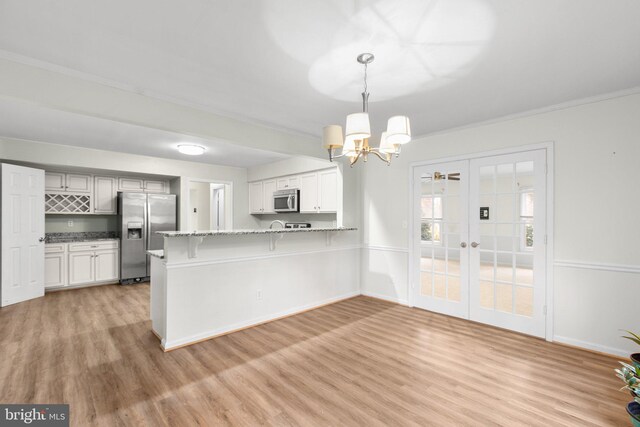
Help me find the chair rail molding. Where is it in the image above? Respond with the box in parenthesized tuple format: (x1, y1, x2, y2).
(554, 259, 640, 274)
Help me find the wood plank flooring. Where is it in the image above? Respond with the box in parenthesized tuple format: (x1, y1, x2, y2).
(0, 284, 629, 426)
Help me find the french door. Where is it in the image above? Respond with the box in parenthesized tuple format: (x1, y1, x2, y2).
(412, 149, 547, 338)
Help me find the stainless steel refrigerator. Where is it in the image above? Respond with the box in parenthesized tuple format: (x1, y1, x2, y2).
(117, 192, 176, 283)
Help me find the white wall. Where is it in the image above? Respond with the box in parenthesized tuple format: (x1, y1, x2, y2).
(188, 181, 212, 230)
(361, 92, 640, 356)
(0, 137, 260, 230)
(247, 156, 333, 182)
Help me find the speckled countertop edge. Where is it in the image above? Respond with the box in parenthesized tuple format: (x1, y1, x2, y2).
(156, 227, 357, 237)
(147, 250, 164, 259)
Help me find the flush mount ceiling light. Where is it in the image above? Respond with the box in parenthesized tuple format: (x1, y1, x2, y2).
(322, 53, 411, 166)
(177, 144, 205, 156)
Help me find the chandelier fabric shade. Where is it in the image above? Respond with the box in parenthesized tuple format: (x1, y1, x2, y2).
(322, 53, 411, 166)
(378, 132, 395, 154)
(386, 116, 411, 145)
(345, 113, 371, 140)
(322, 125, 344, 149)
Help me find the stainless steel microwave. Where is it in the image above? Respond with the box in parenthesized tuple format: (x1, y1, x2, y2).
(273, 188, 300, 213)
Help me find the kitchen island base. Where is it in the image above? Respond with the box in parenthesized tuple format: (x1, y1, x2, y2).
(150, 228, 358, 351)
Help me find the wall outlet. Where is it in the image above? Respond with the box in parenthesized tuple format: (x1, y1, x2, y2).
(257, 289, 263, 301)
(401, 220, 407, 229)
(67, 220, 74, 228)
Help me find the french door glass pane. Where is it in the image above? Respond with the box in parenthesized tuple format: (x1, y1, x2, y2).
(475, 159, 536, 317)
(420, 170, 463, 303)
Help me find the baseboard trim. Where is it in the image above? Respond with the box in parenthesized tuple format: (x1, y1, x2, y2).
(360, 291, 409, 306)
(162, 291, 361, 351)
(553, 335, 628, 358)
(45, 280, 120, 292)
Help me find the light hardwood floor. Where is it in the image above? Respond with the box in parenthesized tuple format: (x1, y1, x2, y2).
(0, 284, 629, 426)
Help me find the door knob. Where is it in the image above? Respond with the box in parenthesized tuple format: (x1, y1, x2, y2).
(460, 242, 467, 248)
(471, 241, 480, 248)
(38, 237, 45, 242)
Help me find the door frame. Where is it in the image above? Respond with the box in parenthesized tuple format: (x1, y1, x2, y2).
(183, 177, 234, 231)
(408, 141, 555, 341)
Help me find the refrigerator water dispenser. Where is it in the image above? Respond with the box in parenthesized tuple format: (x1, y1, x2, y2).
(127, 222, 143, 239)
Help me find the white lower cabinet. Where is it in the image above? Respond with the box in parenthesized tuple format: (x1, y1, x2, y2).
(95, 250, 119, 282)
(45, 241, 119, 289)
(68, 252, 94, 286)
(45, 243, 67, 288)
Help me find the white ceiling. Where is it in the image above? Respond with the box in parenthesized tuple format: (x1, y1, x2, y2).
(0, 98, 289, 168)
(0, 0, 639, 143)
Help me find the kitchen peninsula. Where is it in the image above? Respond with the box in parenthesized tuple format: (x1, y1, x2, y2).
(149, 227, 358, 351)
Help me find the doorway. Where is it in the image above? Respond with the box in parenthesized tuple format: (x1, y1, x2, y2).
(187, 180, 232, 231)
(411, 148, 549, 338)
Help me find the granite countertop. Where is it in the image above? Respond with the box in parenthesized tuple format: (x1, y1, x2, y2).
(156, 227, 357, 237)
(147, 249, 164, 259)
(45, 232, 119, 244)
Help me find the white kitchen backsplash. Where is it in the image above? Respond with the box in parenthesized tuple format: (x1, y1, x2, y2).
(257, 213, 337, 229)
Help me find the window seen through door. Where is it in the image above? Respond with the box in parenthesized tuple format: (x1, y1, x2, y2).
(421, 196, 443, 244)
(520, 190, 534, 250)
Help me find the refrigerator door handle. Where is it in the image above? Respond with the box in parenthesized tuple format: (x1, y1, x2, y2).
(145, 197, 150, 251)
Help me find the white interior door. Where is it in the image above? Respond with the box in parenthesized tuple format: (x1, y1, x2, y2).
(412, 161, 469, 319)
(469, 150, 547, 337)
(1, 163, 45, 307)
(412, 149, 548, 338)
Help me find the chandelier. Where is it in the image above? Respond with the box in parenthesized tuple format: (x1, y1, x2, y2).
(322, 53, 411, 166)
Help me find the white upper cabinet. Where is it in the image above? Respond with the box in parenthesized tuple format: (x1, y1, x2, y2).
(45, 172, 66, 191)
(249, 179, 284, 214)
(318, 169, 338, 213)
(45, 172, 91, 193)
(276, 176, 300, 190)
(143, 180, 167, 193)
(262, 179, 277, 214)
(249, 181, 264, 214)
(118, 177, 144, 192)
(118, 177, 168, 193)
(66, 174, 92, 193)
(250, 167, 338, 215)
(94, 176, 117, 214)
(299, 173, 319, 213)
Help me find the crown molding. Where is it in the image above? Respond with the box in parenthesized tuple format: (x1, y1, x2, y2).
(0, 49, 319, 142)
(412, 86, 640, 141)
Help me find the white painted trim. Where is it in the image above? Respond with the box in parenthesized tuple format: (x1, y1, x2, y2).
(545, 143, 555, 342)
(411, 86, 640, 141)
(554, 260, 640, 274)
(184, 177, 234, 231)
(409, 141, 555, 168)
(553, 335, 628, 358)
(361, 290, 409, 306)
(364, 245, 409, 253)
(165, 244, 362, 269)
(163, 290, 360, 350)
(407, 142, 555, 339)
